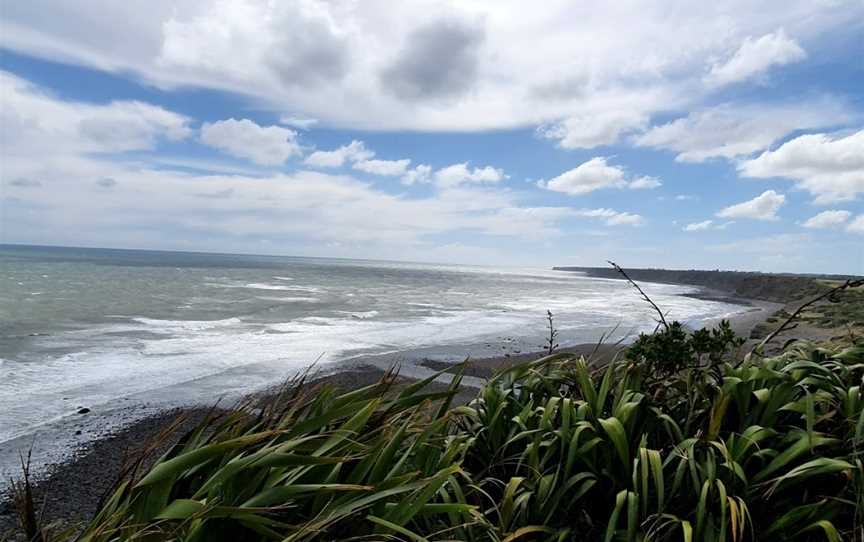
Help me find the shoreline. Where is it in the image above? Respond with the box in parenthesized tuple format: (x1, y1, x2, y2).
(0, 284, 773, 536)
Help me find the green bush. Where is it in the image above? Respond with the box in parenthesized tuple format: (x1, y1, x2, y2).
(625, 320, 744, 381)
(66, 326, 864, 541)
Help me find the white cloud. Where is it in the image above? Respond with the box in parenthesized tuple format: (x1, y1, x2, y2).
(200, 118, 301, 165)
(716, 190, 785, 221)
(303, 140, 421, 180)
(540, 157, 625, 195)
(541, 157, 659, 196)
(739, 130, 864, 204)
(304, 140, 374, 168)
(684, 220, 713, 232)
(302, 140, 496, 189)
(845, 215, 864, 234)
(633, 101, 852, 162)
(434, 163, 505, 188)
(279, 115, 318, 130)
(704, 29, 806, 88)
(2, 158, 576, 254)
(605, 213, 643, 226)
(401, 164, 432, 185)
(575, 208, 643, 226)
(353, 158, 411, 177)
(628, 176, 662, 190)
(0, 70, 191, 158)
(802, 210, 851, 229)
(2, 1, 860, 133)
(675, 195, 697, 201)
(538, 110, 648, 149)
(0, 71, 580, 263)
(682, 219, 733, 232)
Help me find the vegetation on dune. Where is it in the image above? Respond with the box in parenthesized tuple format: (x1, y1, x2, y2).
(11, 275, 864, 541)
(22, 333, 860, 540)
(799, 285, 864, 329)
(751, 283, 864, 341)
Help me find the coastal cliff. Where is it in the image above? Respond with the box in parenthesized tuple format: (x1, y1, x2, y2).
(553, 266, 861, 303)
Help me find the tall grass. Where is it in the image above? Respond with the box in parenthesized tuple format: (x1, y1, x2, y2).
(57, 327, 864, 541)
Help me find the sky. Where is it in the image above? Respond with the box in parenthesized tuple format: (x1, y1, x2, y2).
(0, 1, 862, 274)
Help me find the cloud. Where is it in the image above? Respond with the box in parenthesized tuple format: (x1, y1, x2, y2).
(684, 219, 735, 231)
(628, 176, 662, 190)
(279, 115, 318, 130)
(847, 215, 864, 234)
(401, 164, 432, 186)
(801, 210, 851, 229)
(194, 188, 234, 199)
(540, 157, 659, 195)
(716, 190, 785, 221)
(538, 111, 648, 149)
(704, 29, 806, 88)
(9, 178, 42, 188)
(0, 70, 191, 158)
(158, 2, 351, 93)
(540, 158, 624, 195)
(434, 163, 505, 188)
(472, 206, 574, 237)
(261, 12, 350, 90)
(381, 17, 484, 102)
(200, 118, 301, 165)
(353, 158, 411, 177)
(575, 208, 643, 226)
(304, 140, 374, 168)
(0, 71, 574, 261)
(3, 158, 576, 254)
(633, 101, 852, 162)
(684, 220, 713, 232)
(738, 130, 864, 204)
(303, 140, 504, 187)
(3, 2, 860, 131)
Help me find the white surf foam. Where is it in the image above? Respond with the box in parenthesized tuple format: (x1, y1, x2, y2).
(337, 310, 379, 319)
(0, 267, 750, 449)
(256, 296, 319, 303)
(131, 316, 244, 332)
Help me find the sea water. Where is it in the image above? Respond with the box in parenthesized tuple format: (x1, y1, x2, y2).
(0, 245, 748, 467)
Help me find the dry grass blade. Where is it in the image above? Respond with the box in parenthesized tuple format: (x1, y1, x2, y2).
(9, 449, 45, 542)
(607, 261, 669, 330)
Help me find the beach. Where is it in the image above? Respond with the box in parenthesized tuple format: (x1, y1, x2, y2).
(0, 284, 781, 536)
(0, 246, 755, 477)
(7, 255, 861, 537)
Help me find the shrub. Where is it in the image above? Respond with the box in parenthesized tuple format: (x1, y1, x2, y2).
(625, 319, 744, 381)
(63, 326, 864, 541)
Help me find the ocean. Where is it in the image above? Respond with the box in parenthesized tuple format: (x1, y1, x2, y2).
(0, 244, 748, 470)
